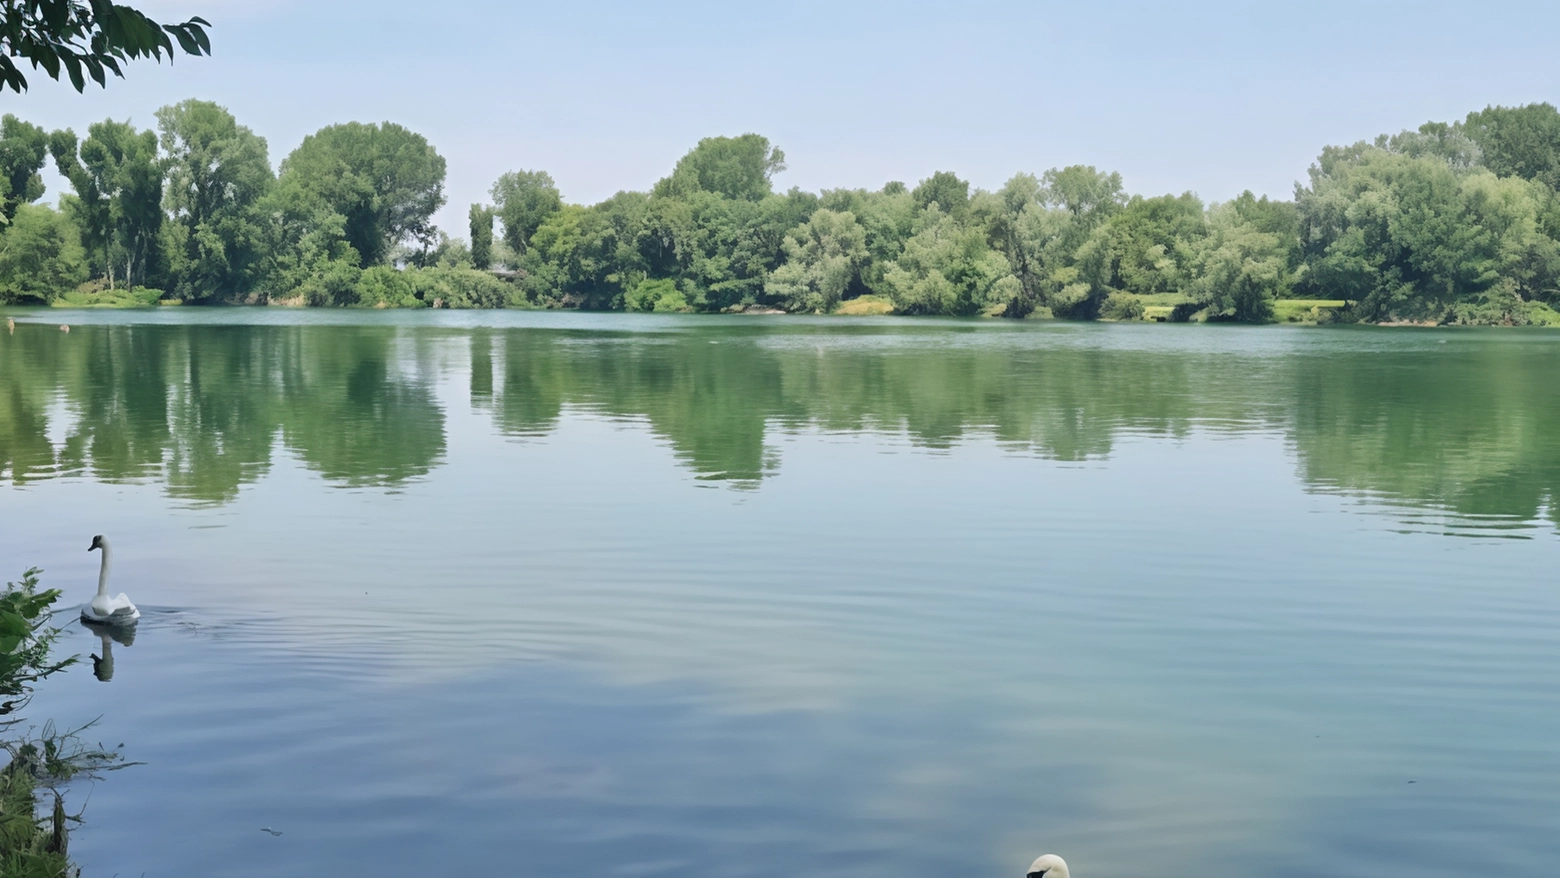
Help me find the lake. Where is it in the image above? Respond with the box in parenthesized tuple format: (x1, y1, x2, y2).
(2, 310, 1558, 878)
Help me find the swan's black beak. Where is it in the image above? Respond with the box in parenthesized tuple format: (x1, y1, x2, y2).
(1028, 872, 1049, 878)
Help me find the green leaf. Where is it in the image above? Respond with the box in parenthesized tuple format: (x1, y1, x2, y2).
(37, 49, 61, 79)
(189, 21, 211, 54)
(63, 53, 85, 92)
(168, 24, 199, 56)
(0, 610, 30, 641)
(42, 0, 71, 32)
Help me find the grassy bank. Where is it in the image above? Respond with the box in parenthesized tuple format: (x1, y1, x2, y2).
(52, 286, 175, 308)
(834, 295, 896, 316)
(1272, 299, 1347, 323)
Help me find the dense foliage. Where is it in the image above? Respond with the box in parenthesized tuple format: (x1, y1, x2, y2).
(9, 100, 1560, 323)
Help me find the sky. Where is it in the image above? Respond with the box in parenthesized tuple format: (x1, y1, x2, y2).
(10, 0, 1560, 235)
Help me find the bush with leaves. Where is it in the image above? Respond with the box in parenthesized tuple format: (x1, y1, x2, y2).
(623, 278, 690, 312)
(0, 569, 71, 706)
(1, 568, 128, 878)
(1099, 291, 1145, 321)
(0, 203, 88, 304)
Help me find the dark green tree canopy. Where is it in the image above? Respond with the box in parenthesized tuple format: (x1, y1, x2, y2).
(911, 171, 970, 217)
(490, 169, 560, 256)
(0, 114, 49, 220)
(654, 134, 785, 202)
(0, 202, 86, 302)
(1463, 103, 1560, 190)
(158, 99, 273, 298)
(469, 203, 494, 270)
(0, 1, 210, 93)
(277, 122, 448, 268)
(49, 118, 162, 287)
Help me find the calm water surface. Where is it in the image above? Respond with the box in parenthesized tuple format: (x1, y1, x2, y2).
(1, 310, 1558, 877)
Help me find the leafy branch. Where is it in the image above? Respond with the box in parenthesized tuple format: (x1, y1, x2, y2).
(0, 0, 211, 93)
(0, 568, 75, 731)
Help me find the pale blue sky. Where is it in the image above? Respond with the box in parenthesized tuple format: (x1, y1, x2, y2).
(11, 0, 1560, 234)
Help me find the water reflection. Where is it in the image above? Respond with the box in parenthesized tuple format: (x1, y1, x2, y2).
(3, 317, 1560, 526)
(0, 322, 445, 500)
(82, 618, 136, 682)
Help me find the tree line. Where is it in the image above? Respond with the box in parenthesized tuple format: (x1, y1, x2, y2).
(5, 100, 1560, 323)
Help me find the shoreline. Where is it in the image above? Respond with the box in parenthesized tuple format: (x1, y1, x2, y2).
(2, 302, 1549, 328)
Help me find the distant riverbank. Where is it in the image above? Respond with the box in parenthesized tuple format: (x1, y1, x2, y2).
(21, 292, 1548, 327)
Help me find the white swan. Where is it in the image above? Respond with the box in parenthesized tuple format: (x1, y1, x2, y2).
(83, 535, 139, 625)
(1028, 855, 1071, 878)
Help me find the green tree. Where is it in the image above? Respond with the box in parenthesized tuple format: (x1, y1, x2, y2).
(977, 173, 1045, 316)
(911, 170, 970, 219)
(0, 114, 49, 221)
(1041, 165, 1126, 220)
(1226, 190, 1302, 269)
(260, 181, 360, 304)
(653, 134, 785, 202)
(0, 1, 210, 93)
(276, 121, 448, 267)
(1297, 142, 1560, 322)
(521, 192, 650, 309)
(490, 169, 561, 257)
(631, 187, 814, 312)
(47, 127, 108, 273)
(1380, 121, 1484, 171)
(974, 165, 1128, 318)
(881, 206, 1017, 315)
(1450, 171, 1560, 320)
(1189, 200, 1293, 322)
(469, 203, 494, 270)
(1075, 192, 1207, 314)
(765, 208, 870, 312)
(522, 204, 596, 304)
(157, 99, 273, 300)
(818, 185, 916, 295)
(0, 203, 88, 303)
(50, 118, 163, 288)
(1463, 103, 1560, 189)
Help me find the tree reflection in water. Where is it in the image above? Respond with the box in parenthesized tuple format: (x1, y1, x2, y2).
(3, 320, 1559, 527)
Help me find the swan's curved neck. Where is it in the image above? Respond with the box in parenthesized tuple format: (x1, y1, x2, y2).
(96, 542, 112, 597)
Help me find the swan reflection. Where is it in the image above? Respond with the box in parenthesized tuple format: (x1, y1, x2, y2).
(80, 619, 136, 682)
